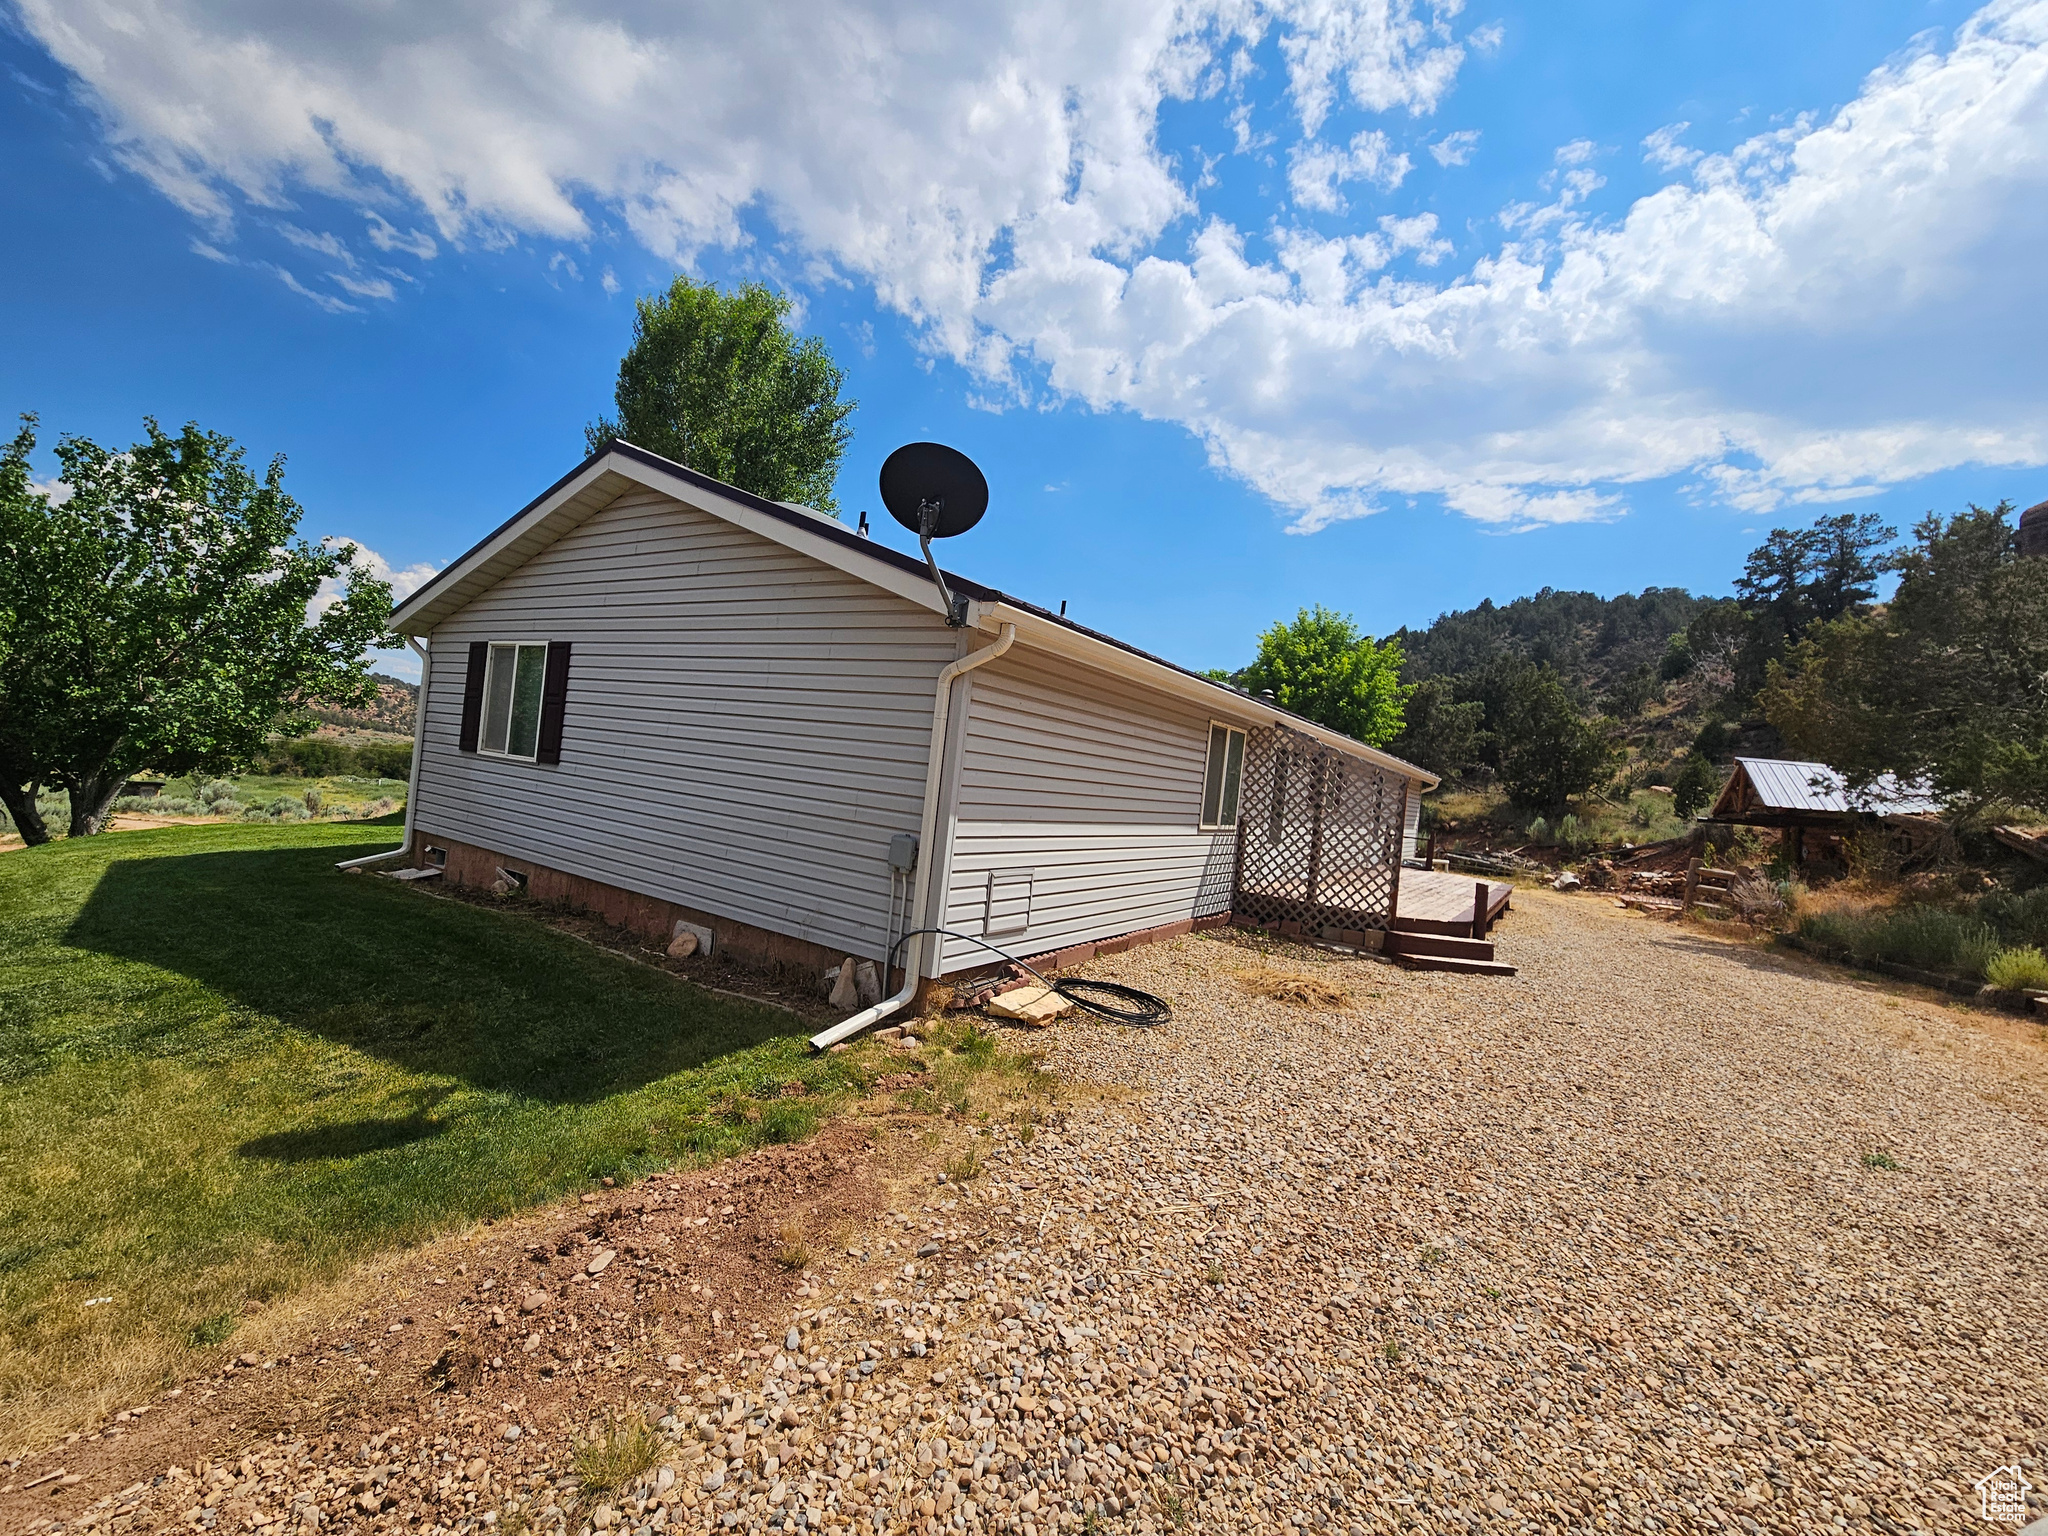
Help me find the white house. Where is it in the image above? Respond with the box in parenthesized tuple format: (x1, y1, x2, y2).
(367, 441, 1436, 999)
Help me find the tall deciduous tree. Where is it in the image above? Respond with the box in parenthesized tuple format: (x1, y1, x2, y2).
(587, 277, 855, 512)
(1238, 606, 1409, 747)
(0, 417, 392, 843)
(1762, 503, 2048, 813)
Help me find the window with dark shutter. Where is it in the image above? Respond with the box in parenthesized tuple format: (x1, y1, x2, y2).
(462, 640, 571, 763)
(457, 641, 489, 753)
(536, 641, 572, 765)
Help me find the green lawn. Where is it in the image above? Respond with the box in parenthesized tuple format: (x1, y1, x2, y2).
(0, 819, 862, 1448)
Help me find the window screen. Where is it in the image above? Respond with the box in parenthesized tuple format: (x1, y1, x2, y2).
(1201, 723, 1246, 829)
(480, 643, 549, 759)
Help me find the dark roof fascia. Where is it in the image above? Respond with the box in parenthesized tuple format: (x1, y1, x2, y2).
(391, 438, 999, 624)
(399, 439, 1429, 782)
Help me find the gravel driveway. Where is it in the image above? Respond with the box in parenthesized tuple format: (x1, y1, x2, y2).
(683, 893, 2045, 1536)
(19, 892, 2046, 1536)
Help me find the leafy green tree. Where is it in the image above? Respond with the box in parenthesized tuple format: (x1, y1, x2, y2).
(1493, 663, 1617, 812)
(1671, 752, 1722, 819)
(1386, 675, 1483, 779)
(1763, 503, 2048, 813)
(587, 277, 855, 512)
(1238, 606, 1408, 746)
(0, 417, 392, 843)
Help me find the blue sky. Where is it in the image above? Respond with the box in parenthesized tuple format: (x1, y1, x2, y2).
(4, 0, 2044, 681)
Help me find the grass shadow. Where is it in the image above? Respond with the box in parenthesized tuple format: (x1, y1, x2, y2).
(237, 1112, 451, 1161)
(58, 838, 801, 1104)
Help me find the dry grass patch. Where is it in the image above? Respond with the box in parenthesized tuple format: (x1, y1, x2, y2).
(1236, 968, 1355, 1009)
(773, 1218, 813, 1273)
(573, 1412, 661, 1493)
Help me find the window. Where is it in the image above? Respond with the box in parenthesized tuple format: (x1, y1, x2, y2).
(1200, 723, 1246, 829)
(480, 642, 549, 759)
(457, 639, 573, 763)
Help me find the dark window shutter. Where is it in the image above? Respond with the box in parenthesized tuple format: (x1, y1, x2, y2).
(457, 641, 489, 753)
(536, 641, 572, 765)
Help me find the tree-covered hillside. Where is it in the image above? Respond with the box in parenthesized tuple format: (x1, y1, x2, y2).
(1393, 587, 1705, 699)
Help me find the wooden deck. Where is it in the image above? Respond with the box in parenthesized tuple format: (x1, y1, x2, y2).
(1393, 869, 1514, 936)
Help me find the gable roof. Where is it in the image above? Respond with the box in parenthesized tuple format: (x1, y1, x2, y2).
(390, 440, 1437, 787)
(1713, 756, 1942, 819)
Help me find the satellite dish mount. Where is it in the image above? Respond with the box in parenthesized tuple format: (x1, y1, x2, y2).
(879, 442, 989, 627)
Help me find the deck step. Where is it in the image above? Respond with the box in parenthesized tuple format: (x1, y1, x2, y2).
(1391, 952, 1519, 977)
(1386, 932, 1495, 962)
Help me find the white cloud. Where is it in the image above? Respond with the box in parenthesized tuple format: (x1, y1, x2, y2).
(1428, 127, 1480, 166)
(363, 213, 437, 259)
(311, 539, 441, 622)
(279, 224, 354, 265)
(1288, 129, 1411, 211)
(189, 237, 234, 263)
(600, 265, 620, 296)
(332, 272, 397, 301)
(1377, 211, 1451, 264)
(266, 264, 359, 314)
(19, 0, 2048, 530)
(1641, 122, 1700, 171)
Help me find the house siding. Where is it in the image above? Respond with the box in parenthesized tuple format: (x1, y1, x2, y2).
(935, 649, 1240, 972)
(413, 486, 958, 962)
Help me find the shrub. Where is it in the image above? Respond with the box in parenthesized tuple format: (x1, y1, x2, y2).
(199, 779, 238, 805)
(302, 787, 323, 813)
(1671, 753, 1720, 820)
(260, 737, 355, 777)
(1554, 813, 1593, 855)
(1527, 816, 1551, 846)
(1985, 946, 2048, 991)
(1729, 875, 1790, 927)
(1799, 905, 1998, 977)
(1977, 886, 2048, 950)
(355, 741, 413, 781)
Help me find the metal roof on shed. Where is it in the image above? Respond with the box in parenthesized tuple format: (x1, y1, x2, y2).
(1729, 757, 1942, 816)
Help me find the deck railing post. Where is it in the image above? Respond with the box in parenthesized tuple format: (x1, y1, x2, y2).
(1471, 880, 1486, 940)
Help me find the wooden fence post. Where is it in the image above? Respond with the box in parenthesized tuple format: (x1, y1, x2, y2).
(1682, 857, 1701, 914)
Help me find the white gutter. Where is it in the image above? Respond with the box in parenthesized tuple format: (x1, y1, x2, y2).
(809, 621, 1017, 1051)
(336, 636, 432, 871)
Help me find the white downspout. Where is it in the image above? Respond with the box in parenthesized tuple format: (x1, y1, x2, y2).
(336, 635, 432, 871)
(809, 621, 1016, 1051)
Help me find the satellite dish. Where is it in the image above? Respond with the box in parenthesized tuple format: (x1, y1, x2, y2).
(879, 442, 988, 626)
(880, 442, 988, 539)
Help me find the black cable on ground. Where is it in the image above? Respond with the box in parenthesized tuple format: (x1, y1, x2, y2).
(886, 926, 1172, 1028)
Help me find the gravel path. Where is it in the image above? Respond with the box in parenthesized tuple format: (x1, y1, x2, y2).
(21, 893, 2048, 1535)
